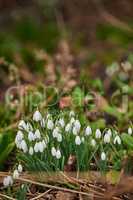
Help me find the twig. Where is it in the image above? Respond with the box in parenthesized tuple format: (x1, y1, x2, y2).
(17, 177, 104, 199)
(0, 193, 16, 200)
(30, 189, 52, 200)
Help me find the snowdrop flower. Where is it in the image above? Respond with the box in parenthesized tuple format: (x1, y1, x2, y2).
(74, 120, 81, 132)
(16, 131, 23, 141)
(33, 110, 42, 122)
(29, 146, 34, 155)
(18, 164, 23, 173)
(56, 149, 61, 159)
(114, 135, 121, 145)
(38, 141, 44, 153)
(21, 140, 28, 153)
(95, 129, 102, 139)
(28, 131, 35, 141)
(18, 120, 27, 130)
(65, 123, 71, 132)
(104, 133, 111, 144)
(57, 133, 62, 142)
(52, 127, 59, 138)
(91, 139, 96, 147)
(51, 147, 56, 157)
(26, 122, 33, 132)
(58, 118, 65, 128)
(34, 142, 39, 153)
(85, 126, 92, 136)
(101, 152, 106, 161)
(107, 129, 112, 137)
(70, 117, 75, 125)
(35, 129, 41, 139)
(40, 118, 45, 128)
(69, 110, 75, 117)
(128, 127, 132, 135)
(75, 136, 81, 145)
(47, 119, 54, 130)
(13, 169, 19, 179)
(3, 176, 13, 187)
(72, 126, 78, 135)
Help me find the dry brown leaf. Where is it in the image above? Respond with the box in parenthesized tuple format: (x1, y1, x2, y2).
(56, 191, 76, 200)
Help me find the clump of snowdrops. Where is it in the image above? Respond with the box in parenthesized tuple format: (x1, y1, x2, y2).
(3, 109, 133, 187)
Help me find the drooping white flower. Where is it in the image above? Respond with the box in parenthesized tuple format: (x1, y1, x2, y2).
(13, 169, 19, 179)
(29, 146, 34, 155)
(47, 119, 54, 130)
(38, 141, 44, 153)
(34, 142, 39, 153)
(16, 131, 24, 142)
(21, 140, 28, 153)
(95, 129, 102, 139)
(40, 118, 45, 128)
(51, 147, 56, 157)
(65, 123, 71, 132)
(3, 176, 13, 187)
(35, 129, 41, 139)
(52, 127, 59, 138)
(101, 152, 106, 161)
(74, 120, 81, 132)
(57, 133, 62, 142)
(18, 120, 27, 130)
(28, 131, 35, 141)
(75, 135, 81, 145)
(72, 126, 78, 135)
(128, 127, 132, 135)
(56, 149, 61, 159)
(69, 111, 75, 117)
(58, 118, 65, 128)
(18, 164, 23, 173)
(104, 133, 111, 144)
(85, 126, 92, 136)
(107, 129, 112, 137)
(114, 135, 121, 145)
(70, 117, 75, 125)
(26, 122, 33, 132)
(33, 110, 42, 122)
(91, 139, 96, 147)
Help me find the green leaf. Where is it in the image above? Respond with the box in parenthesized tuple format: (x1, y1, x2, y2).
(121, 133, 133, 149)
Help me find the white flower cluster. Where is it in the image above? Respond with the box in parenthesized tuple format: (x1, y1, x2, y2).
(3, 164, 23, 187)
(14, 109, 133, 175)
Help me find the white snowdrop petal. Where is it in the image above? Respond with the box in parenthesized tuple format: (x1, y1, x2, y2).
(13, 170, 19, 179)
(95, 129, 102, 139)
(34, 143, 39, 153)
(47, 119, 54, 130)
(85, 126, 92, 136)
(69, 111, 75, 117)
(101, 152, 106, 161)
(114, 135, 121, 145)
(33, 110, 42, 122)
(18, 164, 23, 173)
(3, 176, 13, 187)
(26, 122, 33, 132)
(56, 149, 61, 159)
(128, 127, 132, 135)
(35, 129, 41, 139)
(104, 133, 111, 144)
(74, 120, 81, 132)
(58, 118, 65, 128)
(18, 120, 27, 130)
(52, 127, 59, 138)
(65, 123, 71, 132)
(21, 140, 28, 153)
(29, 146, 34, 155)
(28, 131, 35, 141)
(72, 126, 78, 135)
(51, 147, 56, 157)
(91, 139, 96, 147)
(81, 136, 85, 143)
(57, 133, 62, 142)
(75, 136, 81, 145)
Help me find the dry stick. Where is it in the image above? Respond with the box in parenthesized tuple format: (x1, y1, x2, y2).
(30, 189, 52, 200)
(18, 177, 104, 199)
(0, 193, 16, 200)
